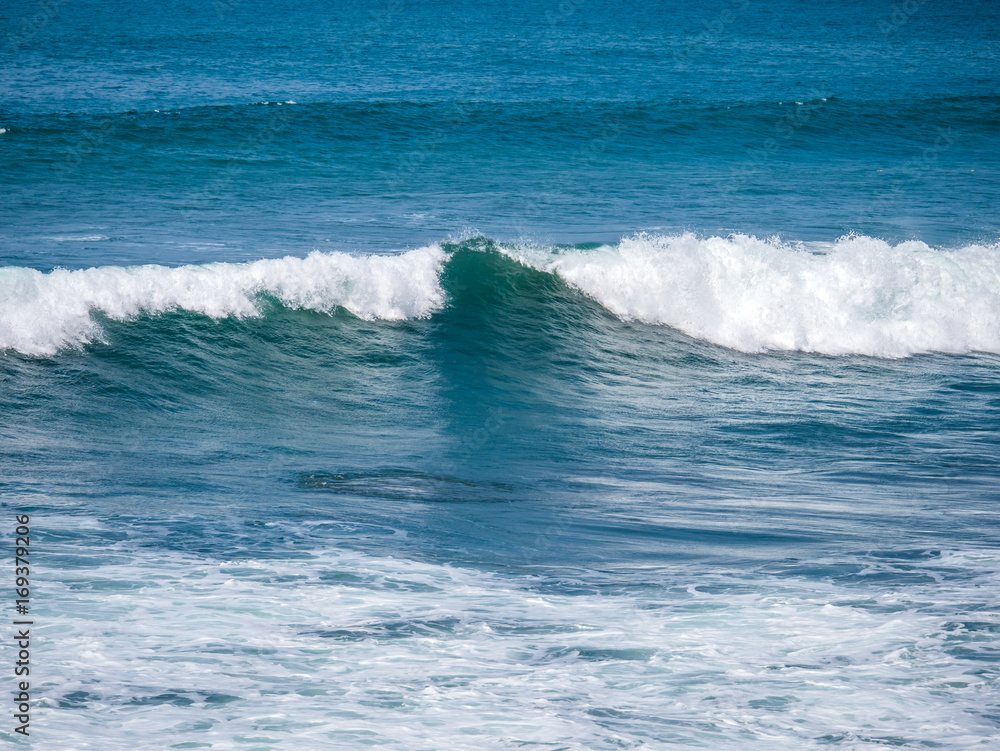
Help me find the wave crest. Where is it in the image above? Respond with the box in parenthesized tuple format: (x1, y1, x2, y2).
(506, 233, 1000, 358)
(0, 246, 446, 356)
(2, 234, 1000, 358)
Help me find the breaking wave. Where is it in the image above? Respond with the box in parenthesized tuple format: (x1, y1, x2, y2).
(2, 234, 999, 358)
(0, 246, 446, 356)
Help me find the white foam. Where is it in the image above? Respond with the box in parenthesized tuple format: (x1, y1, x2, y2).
(0, 246, 446, 355)
(5, 234, 1000, 358)
(47, 235, 109, 242)
(32, 534, 1000, 750)
(507, 233, 1000, 357)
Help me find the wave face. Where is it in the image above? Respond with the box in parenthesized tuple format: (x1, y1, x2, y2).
(2, 234, 999, 358)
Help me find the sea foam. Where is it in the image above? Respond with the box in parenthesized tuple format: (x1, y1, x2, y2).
(37, 521, 1000, 750)
(508, 233, 1000, 358)
(0, 246, 446, 356)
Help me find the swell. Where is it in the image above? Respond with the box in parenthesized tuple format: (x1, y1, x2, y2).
(3, 95, 998, 146)
(1, 234, 999, 358)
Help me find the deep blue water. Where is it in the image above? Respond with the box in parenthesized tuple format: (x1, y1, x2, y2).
(2, 1, 1000, 748)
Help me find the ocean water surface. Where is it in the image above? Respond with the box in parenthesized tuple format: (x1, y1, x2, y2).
(2, 0, 1000, 748)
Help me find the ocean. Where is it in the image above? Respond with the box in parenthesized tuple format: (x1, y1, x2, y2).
(2, 0, 999, 748)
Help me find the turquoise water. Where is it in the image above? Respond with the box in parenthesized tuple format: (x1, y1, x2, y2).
(2, 1, 1000, 748)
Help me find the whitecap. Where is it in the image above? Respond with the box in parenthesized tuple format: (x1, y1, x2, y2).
(505, 233, 1000, 358)
(0, 246, 446, 355)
